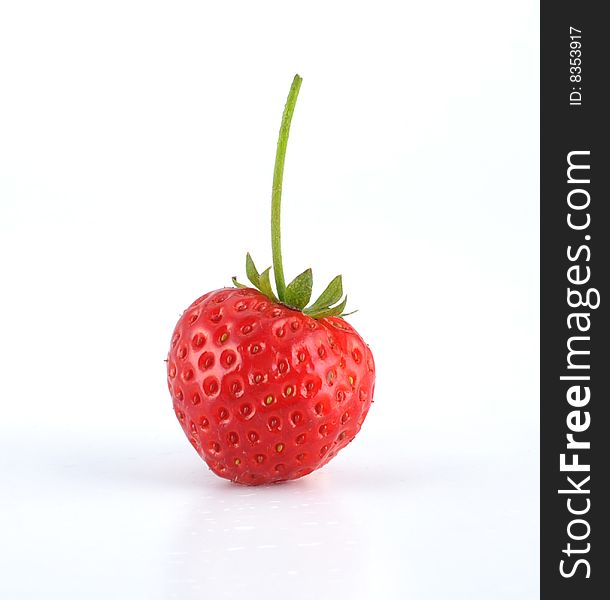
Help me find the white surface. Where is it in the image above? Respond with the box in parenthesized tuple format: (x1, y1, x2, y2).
(0, 1, 539, 598)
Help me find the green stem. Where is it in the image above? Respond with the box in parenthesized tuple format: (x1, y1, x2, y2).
(271, 74, 302, 302)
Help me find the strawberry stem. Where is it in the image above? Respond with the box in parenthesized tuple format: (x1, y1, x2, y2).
(236, 76, 350, 319)
(271, 74, 302, 302)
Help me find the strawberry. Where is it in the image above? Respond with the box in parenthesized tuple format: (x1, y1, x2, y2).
(167, 75, 375, 484)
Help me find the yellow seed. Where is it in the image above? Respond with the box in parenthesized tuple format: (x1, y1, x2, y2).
(276, 443, 284, 453)
(234, 458, 241, 465)
(220, 332, 229, 343)
(348, 376, 354, 385)
(285, 386, 293, 396)
(265, 395, 274, 405)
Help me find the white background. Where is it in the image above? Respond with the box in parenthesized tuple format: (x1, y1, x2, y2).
(0, 1, 539, 598)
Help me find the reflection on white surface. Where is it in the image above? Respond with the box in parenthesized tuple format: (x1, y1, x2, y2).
(163, 478, 362, 599)
(0, 432, 538, 600)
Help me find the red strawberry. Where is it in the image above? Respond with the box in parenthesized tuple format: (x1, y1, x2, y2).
(167, 75, 375, 485)
(167, 287, 374, 484)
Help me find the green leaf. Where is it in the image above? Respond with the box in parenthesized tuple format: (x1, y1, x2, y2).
(284, 268, 313, 310)
(232, 276, 248, 288)
(258, 267, 278, 302)
(306, 295, 348, 319)
(246, 253, 260, 288)
(307, 275, 343, 312)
